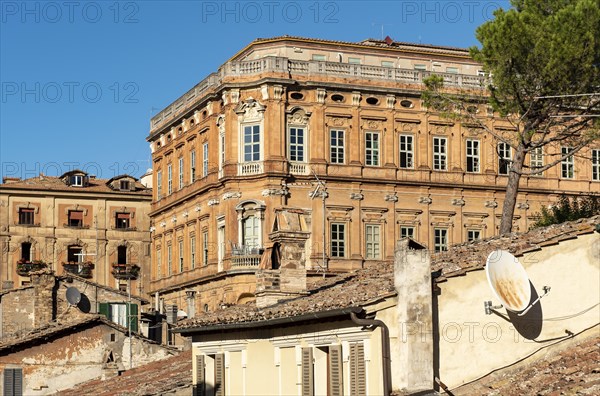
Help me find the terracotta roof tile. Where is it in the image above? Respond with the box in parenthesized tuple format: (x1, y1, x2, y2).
(0, 175, 151, 196)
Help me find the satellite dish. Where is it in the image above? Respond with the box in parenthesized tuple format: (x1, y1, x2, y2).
(485, 250, 531, 312)
(66, 287, 82, 306)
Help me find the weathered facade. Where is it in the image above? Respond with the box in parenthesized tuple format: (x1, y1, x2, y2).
(146, 36, 600, 313)
(0, 171, 152, 294)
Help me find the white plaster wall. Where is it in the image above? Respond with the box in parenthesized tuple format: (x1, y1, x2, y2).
(437, 233, 600, 389)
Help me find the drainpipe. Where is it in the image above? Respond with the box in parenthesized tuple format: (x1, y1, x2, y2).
(350, 312, 392, 396)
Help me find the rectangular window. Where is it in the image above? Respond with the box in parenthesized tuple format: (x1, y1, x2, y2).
(167, 164, 173, 194)
(400, 226, 415, 239)
(414, 64, 427, 71)
(330, 223, 346, 258)
(530, 146, 544, 176)
(178, 240, 184, 272)
(498, 142, 512, 175)
(71, 175, 83, 186)
(156, 248, 162, 278)
(466, 139, 480, 173)
(120, 180, 130, 190)
(202, 230, 209, 266)
(190, 235, 196, 270)
(330, 130, 345, 164)
(178, 157, 184, 189)
(348, 57, 361, 64)
(433, 137, 447, 171)
(312, 54, 326, 61)
(365, 224, 381, 259)
(289, 127, 305, 162)
(434, 228, 448, 252)
(365, 132, 380, 166)
(203, 142, 209, 177)
(593, 149, 600, 181)
(167, 244, 172, 276)
(446, 66, 459, 73)
(68, 210, 84, 227)
(156, 170, 163, 199)
(18, 208, 34, 225)
(243, 125, 260, 162)
(3, 367, 23, 396)
(561, 147, 574, 179)
(381, 60, 394, 68)
(467, 229, 481, 242)
(399, 135, 414, 169)
(190, 151, 196, 182)
(115, 213, 130, 229)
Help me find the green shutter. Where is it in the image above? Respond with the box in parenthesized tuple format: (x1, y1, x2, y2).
(301, 347, 314, 396)
(214, 353, 225, 396)
(329, 345, 343, 396)
(98, 303, 110, 320)
(128, 303, 138, 333)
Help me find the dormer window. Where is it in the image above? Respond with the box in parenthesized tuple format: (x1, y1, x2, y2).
(71, 175, 83, 186)
(120, 180, 130, 191)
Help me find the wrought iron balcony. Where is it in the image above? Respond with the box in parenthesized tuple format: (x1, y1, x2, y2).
(112, 263, 140, 280)
(16, 260, 48, 276)
(63, 262, 94, 278)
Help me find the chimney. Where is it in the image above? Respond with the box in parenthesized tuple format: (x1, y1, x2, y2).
(394, 238, 434, 393)
(31, 269, 57, 327)
(2, 177, 21, 184)
(255, 209, 310, 308)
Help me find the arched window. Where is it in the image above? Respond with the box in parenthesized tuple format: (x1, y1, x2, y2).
(235, 200, 266, 254)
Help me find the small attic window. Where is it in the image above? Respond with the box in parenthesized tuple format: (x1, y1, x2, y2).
(202, 110, 207, 119)
(120, 180, 131, 191)
(400, 100, 414, 108)
(70, 175, 84, 186)
(177, 127, 183, 135)
(467, 105, 479, 114)
(190, 119, 195, 126)
(156, 141, 162, 148)
(331, 94, 345, 103)
(290, 92, 304, 100)
(366, 97, 379, 105)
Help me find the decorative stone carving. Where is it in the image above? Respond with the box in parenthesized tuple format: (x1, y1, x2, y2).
(316, 88, 326, 104)
(286, 108, 310, 126)
(234, 98, 265, 122)
(261, 85, 269, 101)
(517, 202, 530, 210)
(160, 221, 166, 228)
(230, 89, 240, 104)
(352, 92, 361, 106)
(222, 91, 229, 106)
(171, 216, 177, 224)
(273, 85, 284, 100)
(485, 200, 498, 208)
(195, 205, 201, 212)
(262, 189, 288, 196)
(386, 95, 395, 109)
(206, 101, 213, 116)
(207, 199, 219, 206)
(385, 194, 398, 202)
(222, 192, 241, 200)
(451, 198, 466, 206)
(401, 122, 415, 132)
(331, 117, 346, 127)
(149, 226, 156, 233)
(350, 193, 364, 200)
(419, 197, 433, 204)
(182, 211, 189, 218)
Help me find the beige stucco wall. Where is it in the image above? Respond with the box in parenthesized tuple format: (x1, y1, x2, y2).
(436, 232, 600, 389)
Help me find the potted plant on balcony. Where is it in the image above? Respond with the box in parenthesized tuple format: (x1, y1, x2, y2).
(16, 259, 47, 276)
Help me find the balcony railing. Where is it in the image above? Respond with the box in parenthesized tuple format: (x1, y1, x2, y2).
(112, 263, 140, 280)
(63, 262, 94, 278)
(231, 255, 262, 268)
(16, 260, 47, 276)
(289, 162, 309, 175)
(238, 161, 263, 176)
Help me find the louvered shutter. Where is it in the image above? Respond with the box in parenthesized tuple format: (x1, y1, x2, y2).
(214, 353, 225, 396)
(98, 303, 110, 319)
(128, 303, 138, 333)
(194, 355, 205, 396)
(350, 343, 366, 396)
(328, 345, 343, 396)
(3, 368, 23, 396)
(301, 347, 314, 396)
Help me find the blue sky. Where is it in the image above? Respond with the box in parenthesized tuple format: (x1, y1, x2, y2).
(0, 0, 510, 181)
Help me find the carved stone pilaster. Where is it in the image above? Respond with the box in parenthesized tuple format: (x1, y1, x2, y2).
(316, 88, 326, 104)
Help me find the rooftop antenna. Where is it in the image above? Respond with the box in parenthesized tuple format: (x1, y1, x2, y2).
(309, 167, 328, 277)
(484, 250, 550, 316)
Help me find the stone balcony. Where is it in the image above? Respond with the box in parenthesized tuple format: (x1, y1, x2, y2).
(112, 263, 140, 280)
(16, 260, 48, 276)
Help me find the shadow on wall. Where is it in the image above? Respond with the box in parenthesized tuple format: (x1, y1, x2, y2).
(507, 281, 543, 340)
(193, 383, 216, 396)
(77, 293, 92, 313)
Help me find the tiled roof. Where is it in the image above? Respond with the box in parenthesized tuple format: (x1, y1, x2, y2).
(452, 331, 600, 395)
(56, 349, 192, 396)
(56, 272, 150, 304)
(175, 216, 599, 332)
(0, 175, 151, 196)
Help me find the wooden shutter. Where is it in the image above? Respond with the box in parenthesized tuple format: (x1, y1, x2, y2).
(350, 343, 366, 396)
(3, 368, 23, 396)
(194, 355, 205, 396)
(328, 345, 343, 396)
(214, 353, 225, 396)
(301, 347, 314, 396)
(128, 303, 138, 333)
(98, 303, 110, 319)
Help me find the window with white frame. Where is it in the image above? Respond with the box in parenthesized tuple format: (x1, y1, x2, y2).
(400, 226, 415, 239)
(156, 170, 162, 199)
(203, 142, 209, 177)
(399, 135, 414, 169)
(178, 157, 184, 189)
(433, 137, 447, 171)
(178, 240, 184, 272)
(592, 149, 600, 181)
(167, 164, 173, 194)
(498, 142, 512, 175)
(330, 223, 346, 258)
(365, 224, 381, 259)
(330, 130, 345, 164)
(466, 139, 480, 173)
(202, 230, 209, 266)
(167, 243, 172, 275)
(190, 235, 196, 269)
(530, 146, 544, 176)
(365, 131, 380, 166)
(236, 202, 264, 253)
(242, 216, 259, 250)
(434, 228, 448, 252)
(289, 127, 306, 162)
(243, 125, 261, 162)
(467, 229, 481, 242)
(190, 150, 196, 182)
(561, 147, 574, 179)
